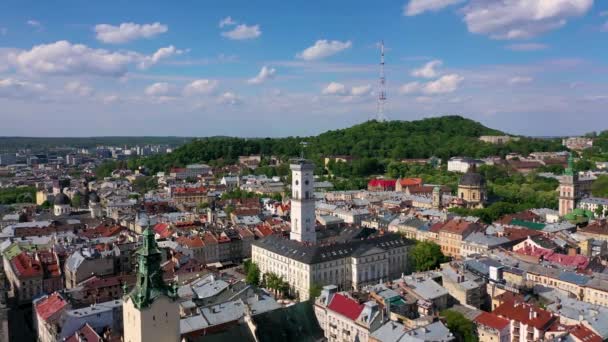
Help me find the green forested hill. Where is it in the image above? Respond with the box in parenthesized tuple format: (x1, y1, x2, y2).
(134, 116, 562, 172)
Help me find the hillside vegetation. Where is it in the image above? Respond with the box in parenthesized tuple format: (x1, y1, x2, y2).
(135, 116, 562, 172)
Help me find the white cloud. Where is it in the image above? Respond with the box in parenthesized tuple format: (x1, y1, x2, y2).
(322, 82, 347, 95)
(5, 41, 182, 76)
(424, 74, 464, 94)
(8, 41, 136, 76)
(95, 22, 168, 44)
(138, 45, 185, 69)
(219, 16, 237, 28)
(102, 95, 119, 104)
(462, 0, 593, 40)
(218, 91, 241, 105)
(248, 66, 276, 84)
(297, 40, 352, 61)
(0, 78, 46, 98)
(221, 24, 261, 40)
(404, 0, 464, 16)
(351, 84, 372, 96)
(26, 20, 42, 29)
(145, 82, 173, 96)
(183, 79, 219, 96)
(400, 74, 464, 95)
(505, 43, 549, 51)
(399, 82, 422, 94)
(411, 60, 443, 78)
(508, 76, 534, 85)
(65, 81, 93, 96)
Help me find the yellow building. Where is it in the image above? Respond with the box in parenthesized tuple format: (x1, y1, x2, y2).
(123, 228, 179, 342)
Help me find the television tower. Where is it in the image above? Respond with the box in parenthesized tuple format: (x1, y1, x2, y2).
(376, 40, 388, 122)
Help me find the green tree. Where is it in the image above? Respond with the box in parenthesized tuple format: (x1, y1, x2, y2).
(592, 175, 608, 198)
(245, 262, 261, 286)
(71, 193, 81, 208)
(309, 283, 323, 299)
(0, 186, 36, 204)
(410, 241, 446, 272)
(441, 309, 478, 342)
(596, 205, 605, 218)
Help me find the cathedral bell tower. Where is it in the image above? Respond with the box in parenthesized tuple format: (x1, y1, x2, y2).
(290, 159, 316, 243)
(123, 227, 179, 342)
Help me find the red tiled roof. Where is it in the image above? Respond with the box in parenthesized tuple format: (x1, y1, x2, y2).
(12, 252, 42, 278)
(176, 235, 205, 248)
(64, 323, 102, 342)
(399, 178, 423, 187)
(429, 221, 446, 233)
(202, 231, 218, 244)
(493, 299, 556, 330)
(515, 246, 589, 270)
(440, 219, 480, 235)
(474, 311, 510, 331)
(35, 292, 68, 322)
(568, 324, 602, 342)
(327, 293, 364, 321)
(368, 179, 396, 188)
(255, 225, 274, 238)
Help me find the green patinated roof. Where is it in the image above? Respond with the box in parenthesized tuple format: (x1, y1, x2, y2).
(127, 227, 177, 309)
(510, 219, 546, 230)
(2, 243, 37, 259)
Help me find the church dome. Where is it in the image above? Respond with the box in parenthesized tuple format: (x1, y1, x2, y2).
(54, 193, 71, 205)
(460, 172, 484, 187)
(89, 191, 100, 204)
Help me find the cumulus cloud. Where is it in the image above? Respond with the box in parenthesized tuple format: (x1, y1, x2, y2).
(65, 81, 93, 96)
(0, 78, 46, 98)
(183, 79, 219, 96)
(95, 22, 168, 44)
(505, 43, 549, 51)
(322, 82, 372, 97)
(138, 45, 185, 69)
(404, 0, 464, 16)
(5, 41, 183, 76)
(218, 91, 241, 105)
(350, 84, 372, 96)
(462, 0, 593, 40)
(297, 40, 352, 61)
(145, 82, 173, 96)
(219, 16, 237, 28)
(411, 60, 443, 78)
(322, 82, 347, 95)
(248, 66, 276, 84)
(221, 24, 261, 40)
(8, 41, 136, 76)
(400, 74, 464, 95)
(508, 76, 533, 85)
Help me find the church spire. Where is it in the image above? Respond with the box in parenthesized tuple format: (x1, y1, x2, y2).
(127, 226, 177, 309)
(564, 152, 575, 176)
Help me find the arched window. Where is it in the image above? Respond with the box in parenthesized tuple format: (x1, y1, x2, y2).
(460, 192, 464, 199)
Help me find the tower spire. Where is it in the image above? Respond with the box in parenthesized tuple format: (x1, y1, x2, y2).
(375, 40, 388, 122)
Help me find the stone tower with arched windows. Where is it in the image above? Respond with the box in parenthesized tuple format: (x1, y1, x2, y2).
(290, 159, 316, 243)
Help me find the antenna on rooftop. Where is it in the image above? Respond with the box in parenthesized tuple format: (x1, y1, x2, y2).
(375, 40, 388, 122)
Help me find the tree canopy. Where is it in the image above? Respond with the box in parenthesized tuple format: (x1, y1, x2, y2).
(410, 241, 446, 272)
(441, 309, 478, 342)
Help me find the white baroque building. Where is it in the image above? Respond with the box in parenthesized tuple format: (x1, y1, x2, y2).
(251, 159, 414, 301)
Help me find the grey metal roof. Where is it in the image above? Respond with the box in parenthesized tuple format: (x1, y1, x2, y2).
(252, 231, 413, 265)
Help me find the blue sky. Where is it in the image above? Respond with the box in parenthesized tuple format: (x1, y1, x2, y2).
(0, 0, 607, 137)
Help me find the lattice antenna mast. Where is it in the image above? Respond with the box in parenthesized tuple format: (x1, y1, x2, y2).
(376, 40, 388, 122)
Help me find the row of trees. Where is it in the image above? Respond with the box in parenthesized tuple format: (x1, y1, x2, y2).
(0, 186, 36, 204)
(244, 260, 290, 297)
